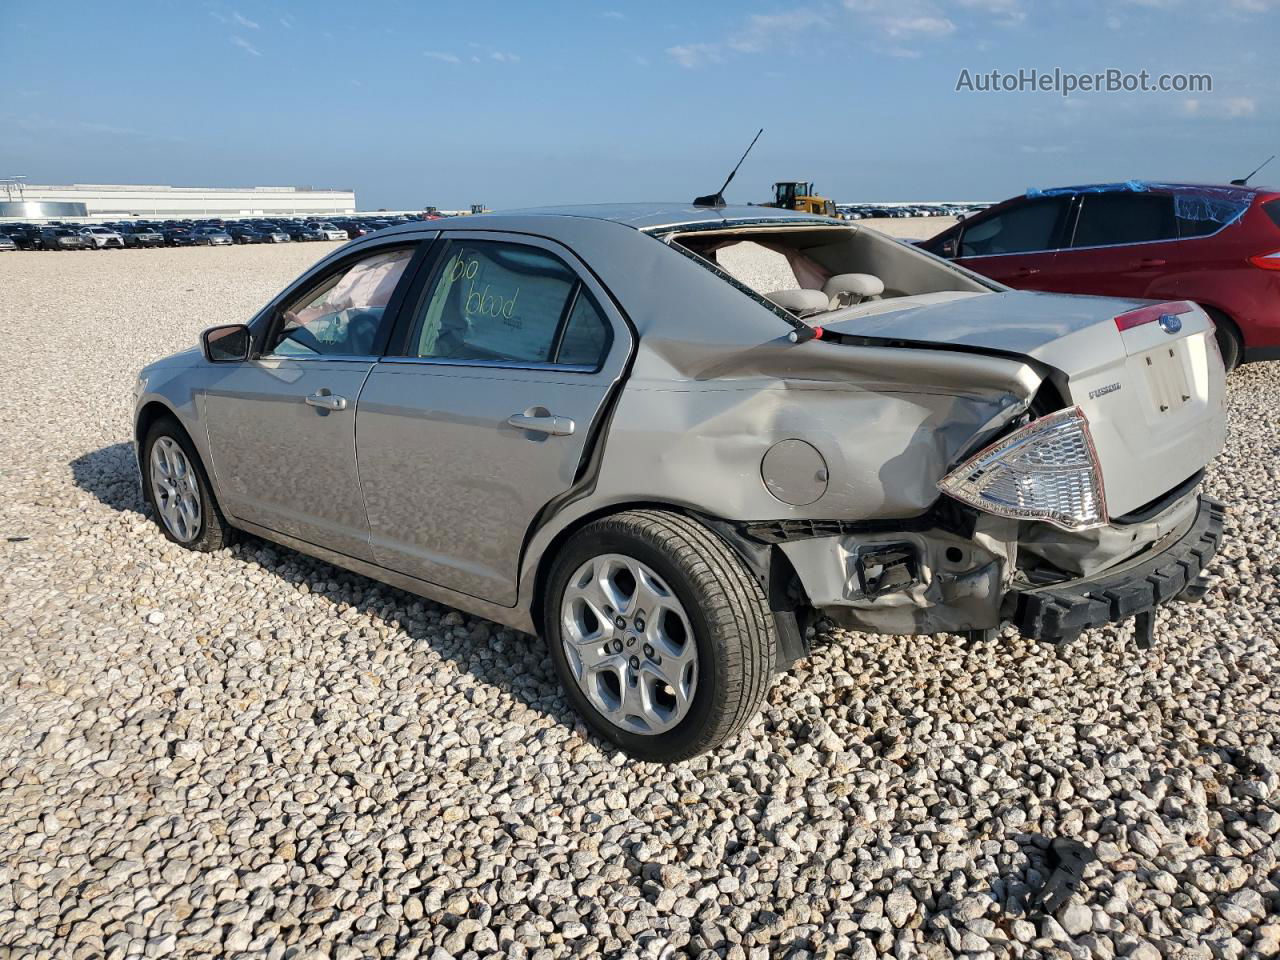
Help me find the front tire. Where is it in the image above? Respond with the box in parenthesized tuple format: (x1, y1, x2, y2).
(141, 417, 233, 552)
(543, 510, 776, 762)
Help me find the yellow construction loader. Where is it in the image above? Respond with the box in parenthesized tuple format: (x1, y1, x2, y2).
(766, 181, 838, 217)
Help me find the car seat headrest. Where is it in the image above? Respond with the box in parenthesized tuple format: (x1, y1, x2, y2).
(823, 273, 885, 307)
(764, 288, 830, 318)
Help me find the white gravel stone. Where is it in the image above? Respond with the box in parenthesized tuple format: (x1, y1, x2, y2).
(1060, 901, 1092, 936)
(1, 240, 1278, 959)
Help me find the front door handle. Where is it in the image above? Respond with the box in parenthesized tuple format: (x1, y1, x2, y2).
(305, 392, 348, 411)
(506, 413, 575, 436)
(1013, 267, 1041, 277)
(1137, 258, 1167, 268)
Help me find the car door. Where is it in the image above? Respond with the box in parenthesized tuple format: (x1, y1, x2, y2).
(355, 231, 631, 605)
(1047, 190, 1179, 298)
(950, 195, 1074, 289)
(202, 240, 427, 560)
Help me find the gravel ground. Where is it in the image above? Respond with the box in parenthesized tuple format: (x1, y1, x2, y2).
(1, 237, 1278, 960)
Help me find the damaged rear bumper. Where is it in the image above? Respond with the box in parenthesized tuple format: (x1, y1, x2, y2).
(1005, 496, 1225, 644)
(759, 493, 1223, 646)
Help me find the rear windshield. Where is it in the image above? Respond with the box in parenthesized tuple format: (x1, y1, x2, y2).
(1264, 198, 1280, 229)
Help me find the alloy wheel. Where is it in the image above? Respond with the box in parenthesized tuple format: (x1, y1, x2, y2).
(560, 553, 698, 735)
(149, 437, 202, 542)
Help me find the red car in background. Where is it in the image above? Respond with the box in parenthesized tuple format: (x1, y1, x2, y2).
(919, 181, 1280, 369)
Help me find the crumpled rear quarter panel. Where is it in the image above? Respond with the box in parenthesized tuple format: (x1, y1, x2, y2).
(593, 354, 1037, 523)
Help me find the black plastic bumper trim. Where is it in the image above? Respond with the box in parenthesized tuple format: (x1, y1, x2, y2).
(1007, 495, 1224, 644)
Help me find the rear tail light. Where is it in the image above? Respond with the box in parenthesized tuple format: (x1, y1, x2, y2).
(1247, 249, 1280, 271)
(938, 406, 1108, 531)
(1113, 300, 1196, 332)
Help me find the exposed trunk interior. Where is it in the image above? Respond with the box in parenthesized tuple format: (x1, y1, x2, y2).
(667, 225, 996, 321)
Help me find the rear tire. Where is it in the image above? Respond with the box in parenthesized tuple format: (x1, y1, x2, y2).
(1206, 308, 1242, 372)
(543, 510, 775, 762)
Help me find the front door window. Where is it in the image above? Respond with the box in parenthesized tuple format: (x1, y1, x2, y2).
(268, 248, 414, 358)
(959, 197, 1070, 257)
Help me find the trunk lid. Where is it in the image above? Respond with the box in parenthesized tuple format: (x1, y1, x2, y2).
(821, 290, 1228, 516)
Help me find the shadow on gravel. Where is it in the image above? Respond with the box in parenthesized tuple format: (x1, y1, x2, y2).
(69, 442, 581, 736)
(71, 442, 146, 513)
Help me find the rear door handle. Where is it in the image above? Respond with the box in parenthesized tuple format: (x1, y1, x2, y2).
(305, 392, 348, 411)
(1137, 258, 1167, 267)
(506, 413, 575, 436)
(1013, 267, 1041, 277)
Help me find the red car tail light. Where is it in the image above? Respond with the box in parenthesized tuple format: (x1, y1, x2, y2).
(1247, 249, 1280, 271)
(1113, 300, 1196, 332)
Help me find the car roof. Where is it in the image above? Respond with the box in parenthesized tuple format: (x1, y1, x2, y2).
(376, 203, 839, 237)
(1026, 180, 1266, 199)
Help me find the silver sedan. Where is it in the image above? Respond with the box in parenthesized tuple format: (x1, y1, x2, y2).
(134, 204, 1227, 761)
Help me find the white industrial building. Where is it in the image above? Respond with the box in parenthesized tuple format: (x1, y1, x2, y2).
(0, 182, 356, 220)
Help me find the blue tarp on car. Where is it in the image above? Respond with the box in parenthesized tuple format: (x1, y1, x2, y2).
(1026, 181, 1253, 227)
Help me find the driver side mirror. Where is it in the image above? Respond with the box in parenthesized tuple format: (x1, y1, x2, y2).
(201, 323, 252, 362)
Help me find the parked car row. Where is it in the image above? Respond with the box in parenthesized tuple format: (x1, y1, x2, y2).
(0, 213, 442, 251)
(839, 202, 988, 220)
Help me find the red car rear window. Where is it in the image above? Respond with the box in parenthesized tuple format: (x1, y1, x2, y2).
(1263, 198, 1280, 229)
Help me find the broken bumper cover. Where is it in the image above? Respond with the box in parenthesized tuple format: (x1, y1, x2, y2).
(1006, 495, 1224, 643)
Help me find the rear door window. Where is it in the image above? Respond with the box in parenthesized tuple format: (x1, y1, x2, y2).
(958, 197, 1070, 257)
(406, 240, 612, 368)
(555, 290, 613, 368)
(1071, 193, 1176, 247)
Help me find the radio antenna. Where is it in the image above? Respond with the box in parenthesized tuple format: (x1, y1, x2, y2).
(693, 128, 764, 207)
(1231, 153, 1274, 186)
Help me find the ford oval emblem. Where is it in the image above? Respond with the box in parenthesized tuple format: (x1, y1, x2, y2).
(1158, 313, 1183, 334)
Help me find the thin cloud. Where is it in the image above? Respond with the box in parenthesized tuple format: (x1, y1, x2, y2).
(279, 14, 295, 28)
(6, 114, 188, 144)
(666, 42, 723, 68)
(955, 0, 1026, 24)
(231, 35, 262, 57)
(668, 0, 1037, 68)
(728, 9, 827, 53)
(1183, 97, 1256, 118)
(424, 50, 461, 63)
(845, 0, 1031, 37)
(845, 0, 955, 37)
(884, 14, 956, 35)
(232, 11, 259, 29)
(489, 51, 520, 62)
(601, 9, 626, 18)
(667, 8, 828, 67)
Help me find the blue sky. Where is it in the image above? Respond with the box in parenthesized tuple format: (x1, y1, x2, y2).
(1, 1, 1275, 209)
